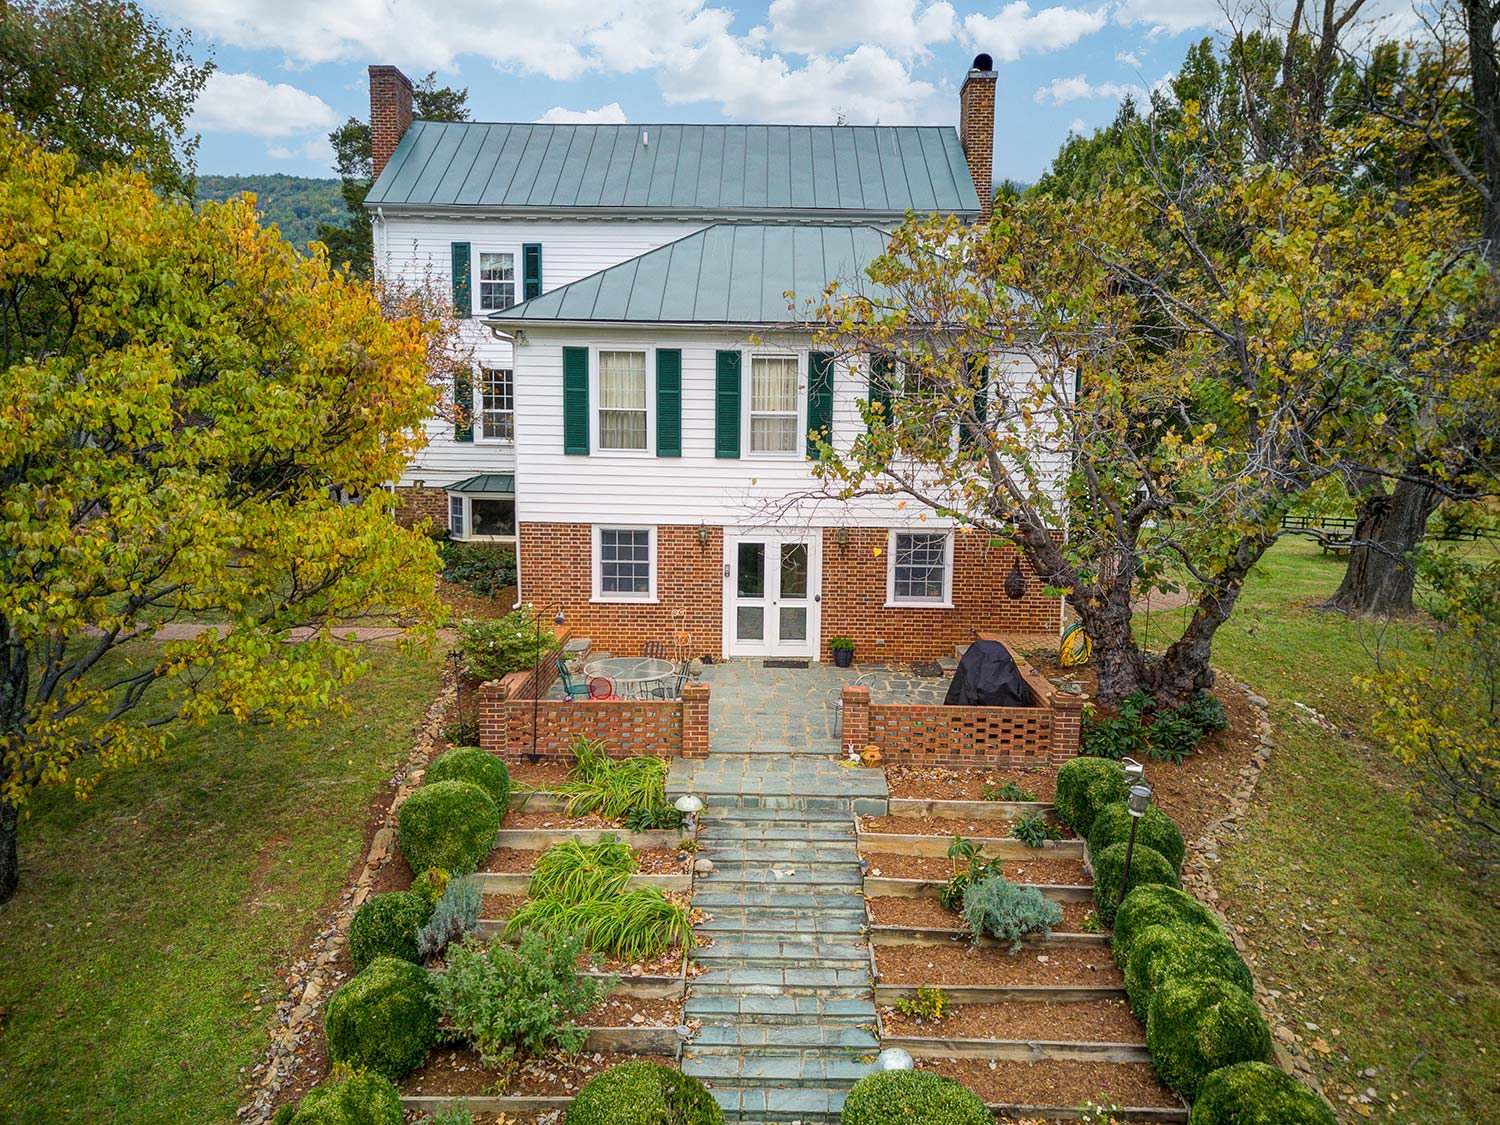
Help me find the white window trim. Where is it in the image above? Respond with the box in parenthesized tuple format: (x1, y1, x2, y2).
(885, 529, 954, 608)
(447, 492, 517, 544)
(475, 366, 515, 445)
(742, 350, 806, 459)
(591, 345, 655, 456)
(476, 249, 518, 314)
(592, 524, 658, 604)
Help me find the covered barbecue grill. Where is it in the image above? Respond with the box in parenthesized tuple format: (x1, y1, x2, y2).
(944, 640, 1033, 708)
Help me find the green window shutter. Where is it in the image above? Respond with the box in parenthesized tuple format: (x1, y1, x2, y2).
(961, 358, 988, 451)
(562, 346, 589, 455)
(807, 351, 834, 459)
(451, 242, 471, 319)
(453, 367, 474, 442)
(656, 349, 682, 457)
(522, 243, 543, 300)
(714, 350, 741, 459)
(868, 354, 894, 430)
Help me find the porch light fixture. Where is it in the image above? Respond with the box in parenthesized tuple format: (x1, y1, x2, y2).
(837, 526, 850, 551)
(1119, 780, 1154, 907)
(674, 794, 704, 834)
(1004, 558, 1028, 600)
(697, 521, 710, 548)
(875, 1048, 915, 1072)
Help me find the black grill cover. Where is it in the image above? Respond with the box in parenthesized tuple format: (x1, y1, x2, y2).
(944, 640, 1033, 707)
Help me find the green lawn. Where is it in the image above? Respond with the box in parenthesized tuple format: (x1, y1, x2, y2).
(0, 645, 443, 1124)
(1147, 538, 1500, 1123)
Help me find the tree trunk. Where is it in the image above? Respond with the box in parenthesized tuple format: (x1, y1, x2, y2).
(0, 798, 17, 904)
(1327, 477, 1442, 615)
(1465, 0, 1500, 269)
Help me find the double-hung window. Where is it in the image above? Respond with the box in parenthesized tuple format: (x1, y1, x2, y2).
(479, 367, 514, 441)
(598, 350, 647, 450)
(749, 355, 799, 453)
(596, 527, 654, 600)
(889, 531, 951, 605)
(478, 253, 515, 312)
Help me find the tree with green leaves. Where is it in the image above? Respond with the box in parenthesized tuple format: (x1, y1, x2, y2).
(0, 121, 446, 903)
(0, 0, 211, 197)
(317, 73, 470, 276)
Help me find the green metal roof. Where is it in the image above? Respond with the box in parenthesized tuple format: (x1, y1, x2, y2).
(446, 473, 515, 494)
(366, 122, 980, 217)
(489, 224, 891, 326)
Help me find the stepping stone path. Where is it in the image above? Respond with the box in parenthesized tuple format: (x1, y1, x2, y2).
(669, 755, 888, 1123)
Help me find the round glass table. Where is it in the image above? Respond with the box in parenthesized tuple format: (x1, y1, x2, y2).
(582, 656, 677, 700)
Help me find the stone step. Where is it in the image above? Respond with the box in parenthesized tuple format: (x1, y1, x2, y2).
(701, 793, 876, 813)
(683, 1049, 874, 1089)
(699, 826, 855, 842)
(697, 847, 859, 864)
(702, 806, 856, 824)
(695, 912, 866, 935)
(710, 1084, 848, 1123)
(686, 995, 876, 1024)
(691, 891, 867, 912)
(694, 938, 869, 964)
(693, 1023, 880, 1051)
(690, 966, 871, 994)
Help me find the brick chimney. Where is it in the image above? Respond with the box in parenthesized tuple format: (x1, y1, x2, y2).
(959, 53, 997, 220)
(369, 65, 414, 182)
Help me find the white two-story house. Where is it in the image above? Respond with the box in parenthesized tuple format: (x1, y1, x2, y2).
(368, 57, 1062, 663)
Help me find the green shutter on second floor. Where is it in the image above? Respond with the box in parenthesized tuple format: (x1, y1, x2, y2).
(453, 367, 474, 442)
(960, 357, 989, 451)
(715, 351, 741, 458)
(451, 242, 471, 318)
(868, 354, 894, 430)
(522, 243, 543, 300)
(656, 349, 683, 457)
(562, 346, 589, 454)
(807, 351, 833, 459)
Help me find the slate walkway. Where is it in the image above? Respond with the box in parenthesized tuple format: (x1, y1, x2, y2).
(669, 755, 888, 1123)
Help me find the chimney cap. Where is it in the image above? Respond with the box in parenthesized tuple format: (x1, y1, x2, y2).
(970, 52, 994, 72)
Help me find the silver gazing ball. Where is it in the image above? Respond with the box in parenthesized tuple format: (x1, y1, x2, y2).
(874, 1047, 915, 1071)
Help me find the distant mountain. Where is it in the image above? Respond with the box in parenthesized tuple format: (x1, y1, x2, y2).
(196, 174, 346, 249)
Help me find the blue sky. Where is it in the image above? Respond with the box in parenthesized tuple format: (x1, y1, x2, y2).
(153, 0, 1233, 183)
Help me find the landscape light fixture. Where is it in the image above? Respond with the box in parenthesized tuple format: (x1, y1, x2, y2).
(1121, 757, 1146, 784)
(875, 1047, 915, 1071)
(674, 794, 704, 834)
(1119, 780, 1154, 907)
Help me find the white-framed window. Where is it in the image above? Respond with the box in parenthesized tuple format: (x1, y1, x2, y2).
(448, 493, 516, 542)
(479, 367, 514, 442)
(478, 252, 515, 312)
(887, 530, 952, 606)
(598, 350, 648, 451)
(594, 526, 656, 601)
(748, 354, 801, 453)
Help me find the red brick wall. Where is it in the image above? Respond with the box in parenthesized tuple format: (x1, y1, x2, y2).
(818, 528, 1058, 663)
(476, 679, 708, 761)
(369, 65, 413, 182)
(393, 486, 449, 531)
(959, 64, 997, 220)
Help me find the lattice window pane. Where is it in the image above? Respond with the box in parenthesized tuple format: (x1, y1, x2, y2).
(893, 532, 947, 601)
(479, 253, 515, 311)
(600, 528, 651, 595)
(480, 367, 514, 440)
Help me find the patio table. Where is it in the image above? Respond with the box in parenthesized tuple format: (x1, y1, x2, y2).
(582, 656, 676, 700)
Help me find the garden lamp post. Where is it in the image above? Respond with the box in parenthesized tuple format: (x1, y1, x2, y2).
(673, 794, 704, 835)
(1118, 781, 1154, 906)
(524, 603, 566, 763)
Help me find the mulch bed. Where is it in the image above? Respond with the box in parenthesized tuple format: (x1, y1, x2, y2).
(867, 895, 1100, 935)
(922, 1057, 1179, 1109)
(886, 765, 1057, 802)
(882, 997, 1143, 1043)
(401, 1048, 676, 1099)
(862, 853, 1091, 886)
(578, 996, 683, 1028)
(876, 943, 1122, 988)
(498, 809, 630, 832)
(585, 947, 684, 978)
(481, 893, 527, 918)
(860, 814, 1073, 839)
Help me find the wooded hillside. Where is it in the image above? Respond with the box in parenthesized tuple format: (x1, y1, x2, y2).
(195, 173, 343, 248)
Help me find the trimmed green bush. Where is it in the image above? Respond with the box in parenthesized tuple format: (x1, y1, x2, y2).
(1091, 841, 1179, 926)
(349, 891, 430, 971)
(398, 780, 500, 874)
(1112, 884, 1221, 959)
(284, 1066, 403, 1125)
(1147, 977, 1272, 1100)
(1088, 801, 1187, 874)
(1054, 756, 1129, 834)
(1124, 923, 1253, 1021)
(1189, 1061, 1338, 1125)
(840, 1069, 991, 1125)
(566, 1060, 723, 1125)
(426, 747, 511, 812)
(324, 957, 438, 1081)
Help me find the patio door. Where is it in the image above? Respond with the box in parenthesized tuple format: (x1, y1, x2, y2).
(724, 533, 821, 659)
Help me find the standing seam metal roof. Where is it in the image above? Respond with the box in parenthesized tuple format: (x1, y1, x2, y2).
(366, 121, 981, 216)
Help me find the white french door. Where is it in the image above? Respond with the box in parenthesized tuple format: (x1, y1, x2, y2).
(723, 533, 821, 658)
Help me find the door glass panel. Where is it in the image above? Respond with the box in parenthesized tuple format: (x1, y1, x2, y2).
(779, 606, 808, 642)
(779, 543, 808, 599)
(737, 543, 765, 598)
(737, 606, 765, 642)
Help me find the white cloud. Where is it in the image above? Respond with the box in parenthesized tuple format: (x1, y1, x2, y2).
(1069, 117, 1087, 133)
(765, 0, 958, 56)
(963, 3, 1110, 64)
(1115, 49, 1141, 66)
(267, 144, 294, 159)
(536, 102, 629, 124)
(1112, 0, 1221, 35)
(1034, 73, 1143, 105)
(193, 72, 337, 137)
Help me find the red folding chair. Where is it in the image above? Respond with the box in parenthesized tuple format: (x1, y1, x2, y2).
(587, 676, 620, 701)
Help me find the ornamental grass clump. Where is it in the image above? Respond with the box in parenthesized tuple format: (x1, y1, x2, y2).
(1146, 976, 1272, 1100)
(961, 875, 1063, 952)
(840, 1069, 991, 1125)
(349, 891, 431, 971)
(1111, 884, 1222, 958)
(1188, 1061, 1338, 1125)
(323, 957, 438, 1081)
(271, 1064, 403, 1125)
(526, 834, 636, 901)
(397, 780, 500, 874)
(1090, 841, 1179, 926)
(554, 736, 668, 820)
(567, 1060, 724, 1125)
(1124, 923, 1253, 1022)
(424, 747, 511, 812)
(1087, 801, 1187, 874)
(1054, 756, 1129, 834)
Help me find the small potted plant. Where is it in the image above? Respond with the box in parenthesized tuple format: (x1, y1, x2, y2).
(829, 636, 856, 668)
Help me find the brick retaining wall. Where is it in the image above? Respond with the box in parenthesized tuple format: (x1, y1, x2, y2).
(478, 678, 709, 762)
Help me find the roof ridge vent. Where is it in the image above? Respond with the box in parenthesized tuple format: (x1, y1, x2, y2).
(641, 128, 649, 147)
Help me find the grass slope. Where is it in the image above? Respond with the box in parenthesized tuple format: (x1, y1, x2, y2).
(1145, 538, 1500, 1123)
(0, 644, 442, 1124)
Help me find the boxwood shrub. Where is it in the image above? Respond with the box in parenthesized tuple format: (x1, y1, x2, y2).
(1090, 841, 1179, 926)
(1112, 884, 1221, 960)
(566, 1060, 723, 1125)
(349, 891, 430, 972)
(1124, 923, 1253, 1021)
(275, 1067, 403, 1125)
(1087, 801, 1186, 874)
(1147, 976, 1272, 1100)
(1053, 756, 1129, 834)
(398, 780, 500, 874)
(324, 957, 438, 1081)
(840, 1069, 991, 1125)
(425, 746, 511, 812)
(1189, 1061, 1338, 1125)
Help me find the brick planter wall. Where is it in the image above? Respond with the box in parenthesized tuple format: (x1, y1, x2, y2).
(477, 677, 709, 761)
(392, 485, 449, 531)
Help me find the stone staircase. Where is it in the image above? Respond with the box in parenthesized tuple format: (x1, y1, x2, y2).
(670, 757, 885, 1123)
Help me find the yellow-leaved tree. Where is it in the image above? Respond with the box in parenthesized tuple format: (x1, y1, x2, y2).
(0, 121, 444, 902)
